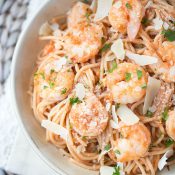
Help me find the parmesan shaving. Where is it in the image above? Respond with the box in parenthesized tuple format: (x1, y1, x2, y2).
(39, 22, 52, 36)
(143, 77, 161, 114)
(75, 83, 85, 100)
(153, 17, 163, 30)
(90, 0, 97, 12)
(100, 166, 114, 175)
(110, 120, 118, 129)
(158, 149, 174, 170)
(94, 0, 113, 21)
(105, 102, 111, 111)
(112, 105, 118, 123)
(41, 120, 68, 141)
(54, 57, 67, 71)
(117, 105, 139, 126)
(111, 39, 125, 60)
(126, 51, 158, 66)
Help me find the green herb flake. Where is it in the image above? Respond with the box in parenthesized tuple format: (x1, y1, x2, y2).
(108, 61, 118, 73)
(34, 72, 38, 77)
(115, 103, 120, 110)
(104, 144, 111, 151)
(125, 2, 132, 9)
(49, 81, 55, 88)
(115, 149, 121, 155)
(141, 17, 149, 26)
(113, 165, 120, 175)
(83, 0, 88, 3)
(50, 69, 55, 74)
(165, 138, 174, 147)
(141, 83, 147, 89)
(162, 29, 175, 42)
(137, 70, 143, 80)
(43, 85, 48, 89)
(70, 97, 82, 105)
(100, 43, 112, 54)
(39, 72, 45, 79)
(101, 37, 105, 45)
(61, 88, 67, 94)
(85, 12, 91, 21)
(82, 136, 87, 140)
(125, 72, 131, 82)
(146, 110, 153, 118)
(162, 107, 169, 121)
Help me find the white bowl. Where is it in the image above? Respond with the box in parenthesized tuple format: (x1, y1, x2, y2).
(11, 0, 175, 174)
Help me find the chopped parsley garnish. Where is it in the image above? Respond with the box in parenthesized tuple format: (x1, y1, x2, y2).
(165, 138, 174, 147)
(137, 70, 143, 80)
(108, 61, 117, 73)
(100, 43, 112, 54)
(85, 12, 91, 21)
(125, 72, 131, 82)
(146, 110, 153, 117)
(83, 0, 88, 3)
(50, 69, 55, 74)
(162, 107, 169, 121)
(65, 55, 68, 59)
(61, 88, 67, 94)
(115, 149, 121, 155)
(34, 72, 45, 79)
(141, 83, 147, 89)
(113, 165, 120, 175)
(43, 85, 48, 89)
(115, 103, 120, 110)
(125, 2, 132, 9)
(70, 97, 82, 105)
(49, 81, 55, 88)
(104, 144, 111, 151)
(82, 136, 87, 140)
(101, 37, 105, 45)
(162, 29, 175, 42)
(141, 17, 149, 26)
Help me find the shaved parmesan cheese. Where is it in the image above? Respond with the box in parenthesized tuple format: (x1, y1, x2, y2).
(114, 1, 122, 9)
(76, 145, 86, 153)
(106, 102, 111, 111)
(145, 1, 153, 9)
(126, 51, 158, 66)
(75, 83, 85, 100)
(41, 120, 68, 141)
(90, 0, 97, 12)
(143, 77, 161, 114)
(158, 149, 174, 170)
(54, 57, 67, 71)
(117, 105, 139, 126)
(110, 120, 118, 129)
(100, 166, 114, 175)
(163, 22, 169, 30)
(112, 105, 118, 123)
(50, 23, 59, 31)
(94, 0, 113, 21)
(169, 66, 175, 76)
(39, 22, 52, 36)
(111, 39, 125, 60)
(153, 17, 163, 30)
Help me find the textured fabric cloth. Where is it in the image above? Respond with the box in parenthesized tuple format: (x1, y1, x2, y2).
(0, 0, 58, 174)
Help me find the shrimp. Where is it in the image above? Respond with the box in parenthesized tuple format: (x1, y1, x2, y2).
(34, 57, 74, 101)
(106, 62, 147, 104)
(154, 41, 175, 82)
(67, 2, 91, 28)
(69, 92, 109, 137)
(166, 110, 175, 141)
(64, 22, 103, 63)
(108, 0, 144, 40)
(110, 122, 151, 162)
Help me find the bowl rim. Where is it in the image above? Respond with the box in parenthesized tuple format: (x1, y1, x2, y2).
(10, 1, 67, 174)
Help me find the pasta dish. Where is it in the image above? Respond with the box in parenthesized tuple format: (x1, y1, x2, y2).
(31, 0, 175, 174)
